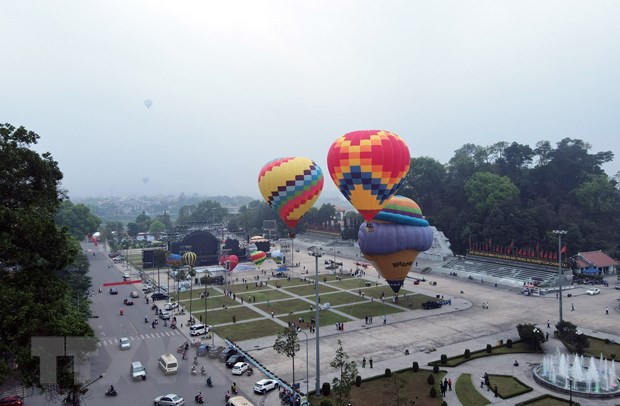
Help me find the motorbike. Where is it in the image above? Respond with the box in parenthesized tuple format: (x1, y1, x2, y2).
(206, 376, 213, 387)
(200, 365, 206, 376)
(246, 367, 254, 376)
(145, 316, 148, 323)
(225, 391, 231, 402)
(182, 350, 187, 360)
(119, 309, 124, 316)
(105, 388, 118, 397)
(191, 366, 197, 375)
(194, 392, 204, 404)
(164, 320, 168, 327)
(193, 356, 198, 366)
(231, 385, 238, 395)
(151, 304, 157, 310)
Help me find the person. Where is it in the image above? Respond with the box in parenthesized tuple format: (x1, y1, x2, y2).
(207, 376, 213, 386)
(98, 287, 102, 293)
(201, 365, 205, 375)
(191, 365, 196, 375)
(606, 307, 609, 315)
(513, 360, 519, 366)
(546, 331, 549, 341)
(195, 391, 203, 402)
(120, 308, 124, 316)
(108, 385, 115, 394)
(369, 358, 373, 368)
(362, 357, 366, 368)
(145, 315, 148, 323)
(231, 382, 237, 394)
(571, 303, 575, 311)
(547, 319, 550, 328)
(225, 390, 230, 401)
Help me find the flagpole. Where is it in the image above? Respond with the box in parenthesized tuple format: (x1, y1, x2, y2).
(553, 230, 567, 323)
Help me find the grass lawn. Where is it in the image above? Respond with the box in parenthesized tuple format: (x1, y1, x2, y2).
(221, 282, 273, 294)
(194, 305, 262, 325)
(284, 284, 338, 296)
(181, 294, 237, 310)
(283, 310, 352, 328)
(317, 291, 366, 306)
(324, 277, 371, 290)
(177, 287, 218, 301)
(392, 293, 440, 310)
(339, 301, 406, 319)
(234, 289, 293, 303)
(455, 373, 490, 406)
(255, 298, 315, 316)
(310, 369, 446, 406)
(214, 318, 284, 342)
(488, 374, 532, 399)
(515, 394, 581, 406)
(359, 285, 415, 300)
(581, 336, 620, 360)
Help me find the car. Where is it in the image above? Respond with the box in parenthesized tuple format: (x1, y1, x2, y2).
(119, 337, 131, 350)
(615, 284, 620, 290)
(113, 256, 124, 263)
(123, 272, 130, 279)
(108, 252, 120, 258)
(0, 396, 24, 406)
(153, 393, 184, 406)
(163, 302, 179, 311)
(422, 301, 442, 309)
(123, 298, 134, 306)
(226, 354, 246, 368)
(253, 378, 279, 394)
(130, 291, 139, 298)
(219, 347, 238, 362)
(231, 362, 250, 375)
(151, 292, 169, 301)
(586, 288, 601, 295)
(159, 310, 171, 320)
(109, 288, 118, 295)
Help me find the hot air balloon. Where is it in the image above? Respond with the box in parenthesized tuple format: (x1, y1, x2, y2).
(358, 196, 432, 293)
(167, 253, 183, 269)
(327, 130, 410, 226)
(144, 99, 153, 109)
(258, 157, 324, 237)
(228, 255, 239, 272)
(183, 251, 197, 268)
(250, 251, 267, 267)
(271, 250, 284, 264)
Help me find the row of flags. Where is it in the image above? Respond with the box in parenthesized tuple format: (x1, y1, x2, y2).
(472, 240, 566, 260)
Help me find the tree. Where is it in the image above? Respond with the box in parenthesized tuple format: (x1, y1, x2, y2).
(464, 172, 519, 215)
(329, 339, 358, 406)
(55, 201, 101, 240)
(0, 123, 94, 396)
(148, 219, 166, 235)
(383, 373, 410, 406)
(273, 328, 300, 388)
(516, 323, 545, 351)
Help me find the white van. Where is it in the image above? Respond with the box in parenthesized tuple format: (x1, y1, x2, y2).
(158, 353, 178, 374)
(130, 361, 146, 380)
(189, 323, 211, 336)
(226, 396, 254, 406)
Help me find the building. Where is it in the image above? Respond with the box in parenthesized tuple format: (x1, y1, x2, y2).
(573, 251, 617, 276)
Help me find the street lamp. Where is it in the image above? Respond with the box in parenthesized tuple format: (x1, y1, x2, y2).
(307, 246, 322, 397)
(298, 329, 309, 395)
(553, 230, 567, 323)
(568, 376, 573, 405)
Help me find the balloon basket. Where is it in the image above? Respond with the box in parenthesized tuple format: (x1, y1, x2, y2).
(365, 223, 375, 232)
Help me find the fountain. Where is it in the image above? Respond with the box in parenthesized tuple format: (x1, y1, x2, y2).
(533, 348, 620, 398)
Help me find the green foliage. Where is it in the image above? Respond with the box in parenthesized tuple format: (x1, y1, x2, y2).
(55, 201, 101, 239)
(430, 386, 437, 398)
(464, 349, 471, 358)
(440, 354, 448, 364)
(330, 339, 358, 406)
(464, 171, 520, 215)
(384, 368, 392, 378)
(320, 400, 333, 406)
(412, 361, 419, 372)
(486, 344, 493, 353)
(355, 375, 362, 387)
(427, 374, 435, 385)
(321, 382, 331, 396)
(517, 323, 545, 351)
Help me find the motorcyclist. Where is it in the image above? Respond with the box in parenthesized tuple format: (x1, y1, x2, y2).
(195, 391, 203, 403)
(107, 385, 115, 394)
(145, 315, 148, 323)
(206, 376, 213, 387)
(231, 382, 237, 394)
(120, 308, 124, 316)
(191, 365, 196, 375)
(200, 365, 206, 375)
(225, 390, 231, 401)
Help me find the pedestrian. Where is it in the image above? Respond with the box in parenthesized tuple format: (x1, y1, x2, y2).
(480, 376, 485, 388)
(606, 307, 609, 315)
(546, 331, 549, 341)
(369, 358, 373, 368)
(383, 315, 387, 325)
(571, 303, 575, 311)
(362, 357, 366, 368)
(365, 315, 369, 324)
(271, 311, 274, 318)
(494, 384, 498, 398)
(448, 377, 452, 391)
(232, 315, 236, 323)
(547, 319, 550, 328)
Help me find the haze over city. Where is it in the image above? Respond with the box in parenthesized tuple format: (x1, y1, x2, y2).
(2, 1, 619, 199)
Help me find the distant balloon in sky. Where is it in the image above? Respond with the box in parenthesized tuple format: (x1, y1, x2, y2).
(144, 99, 153, 109)
(142, 177, 149, 184)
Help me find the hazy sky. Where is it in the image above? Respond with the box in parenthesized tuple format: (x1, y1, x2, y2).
(3, 1, 619, 200)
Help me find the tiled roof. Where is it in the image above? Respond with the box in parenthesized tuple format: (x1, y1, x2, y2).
(575, 251, 617, 268)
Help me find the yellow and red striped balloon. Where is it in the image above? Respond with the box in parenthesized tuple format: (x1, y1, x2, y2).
(258, 157, 324, 230)
(327, 130, 410, 222)
(183, 251, 197, 267)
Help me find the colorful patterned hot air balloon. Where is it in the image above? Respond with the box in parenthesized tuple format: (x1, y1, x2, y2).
(358, 195, 432, 293)
(258, 157, 324, 234)
(327, 130, 410, 223)
(250, 251, 267, 266)
(183, 251, 197, 268)
(167, 253, 183, 269)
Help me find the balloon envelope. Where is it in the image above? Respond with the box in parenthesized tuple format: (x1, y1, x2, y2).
(183, 251, 197, 267)
(258, 157, 324, 230)
(228, 255, 239, 272)
(144, 99, 152, 108)
(327, 130, 410, 222)
(250, 251, 267, 266)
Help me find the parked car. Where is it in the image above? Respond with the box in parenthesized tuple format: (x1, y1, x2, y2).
(0, 396, 23, 406)
(231, 362, 250, 375)
(130, 291, 139, 298)
(422, 301, 442, 309)
(151, 292, 169, 301)
(153, 393, 184, 406)
(119, 337, 131, 350)
(219, 348, 238, 362)
(586, 288, 601, 295)
(253, 378, 279, 394)
(615, 284, 620, 290)
(159, 310, 171, 320)
(123, 272, 130, 279)
(226, 354, 246, 368)
(123, 298, 134, 306)
(109, 288, 118, 295)
(163, 302, 179, 311)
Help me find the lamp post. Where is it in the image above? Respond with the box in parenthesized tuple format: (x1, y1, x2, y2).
(298, 329, 309, 395)
(308, 247, 322, 397)
(568, 376, 573, 405)
(553, 230, 567, 323)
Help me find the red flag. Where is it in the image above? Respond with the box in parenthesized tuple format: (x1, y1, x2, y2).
(553, 252, 557, 261)
(535, 242, 540, 253)
(561, 245, 567, 254)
